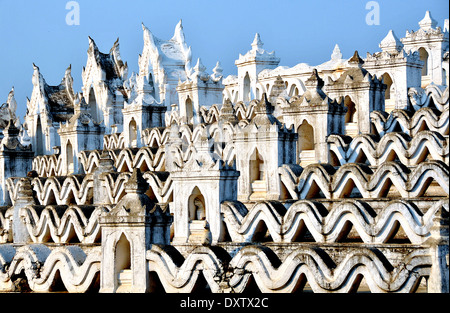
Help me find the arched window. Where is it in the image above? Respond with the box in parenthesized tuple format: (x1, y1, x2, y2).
(250, 148, 265, 183)
(129, 119, 137, 148)
(249, 149, 266, 199)
(443, 68, 447, 86)
(382, 73, 393, 100)
(344, 96, 358, 136)
(66, 140, 74, 174)
(243, 72, 251, 102)
(298, 120, 314, 152)
(297, 120, 315, 166)
(344, 96, 357, 123)
(115, 233, 131, 291)
(115, 233, 131, 273)
(418, 48, 429, 77)
(185, 97, 193, 124)
(148, 73, 156, 98)
(88, 87, 99, 122)
(35, 116, 44, 155)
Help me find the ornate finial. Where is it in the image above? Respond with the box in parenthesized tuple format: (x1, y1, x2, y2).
(113, 37, 120, 48)
(379, 30, 404, 54)
(124, 168, 149, 194)
(193, 58, 207, 73)
(66, 63, 72, 73)
(211, 61, 223, 81)
(251, 33, 264, 51)
(219, 98, 238, 123)
(88, 36, 99, 55)
(173, 19, 185, 43)
(16, 177, 35, 202)
(98, 148, 116, 172)
(7, 86, 17, 120)
(331, 44, 342, 60)
(269, 75, 287, 102)
(348, 50, 364, 67)
(305, 69, 324, 90)
(1, 120, 22, 150)
(213, 61, 223, 74)
(419, 11, 437, 31)
(255, 93, 274, 114)
(428, 207, 449, 241)
(190, 58, 209, 82)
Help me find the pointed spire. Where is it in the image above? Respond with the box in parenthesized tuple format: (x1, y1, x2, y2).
(348, 50, 364, 67)
(31, 63, 44, 88)
(255, 93, 274, 115)
(7, 86, 17, 120)
(251, 33, 264, 51)
(65, 64, 72, 74)
(173, 19, 185, 43)
(211, 61, 223, 82)
(379, 30, 404, 54)
(16, 177, 35, 202)
(331, 44, 342, 60)
(1, 119, 21, 150)
(87, 36, 100, 57)
(419, 11, 437, 31)
(110, 37, 120, 54)
(305, 69, 325, 90)
(221, 98, 233, 110)
(220, 98, 236, 121)
(269, 75, 287, 102)
(98, 148, 116, 172)
(124, 168, 149, 194)
(63, 64, 75, 100)
(142, 23, 157, 51)
(212, 61, 223, 75)
(193, 58, 206, 73)
(250, 93, 282, 127)
(63, 64, 73, 85)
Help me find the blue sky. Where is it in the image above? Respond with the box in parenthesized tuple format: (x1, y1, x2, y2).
(0, 0, 448, 120)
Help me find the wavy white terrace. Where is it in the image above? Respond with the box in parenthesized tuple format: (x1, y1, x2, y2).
(0, 11, 448, 293)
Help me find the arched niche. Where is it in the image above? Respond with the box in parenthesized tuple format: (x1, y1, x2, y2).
(418, 47, 429, 77)
(382, 73, 395, 112)
(382, 73, 393, 100)
(187, 187, 211, 244)
(115, 233, 131, 273)
(66, 140, 74, 174)
(344, 96, 357, 123)
(35, 116, 44, 155)
(243, 72, 251, 102)
(115, 233, 132, 291)
(297, 120, 315, 166)
(88, 87, 99, 122)
(188, 187, 206, 221)
(249, 148, 265, 183)
(249, 148, 266, 199)
(344, 96, 358, 137)
(129, 118, 137, 148)
(185, 97, 194, 124)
